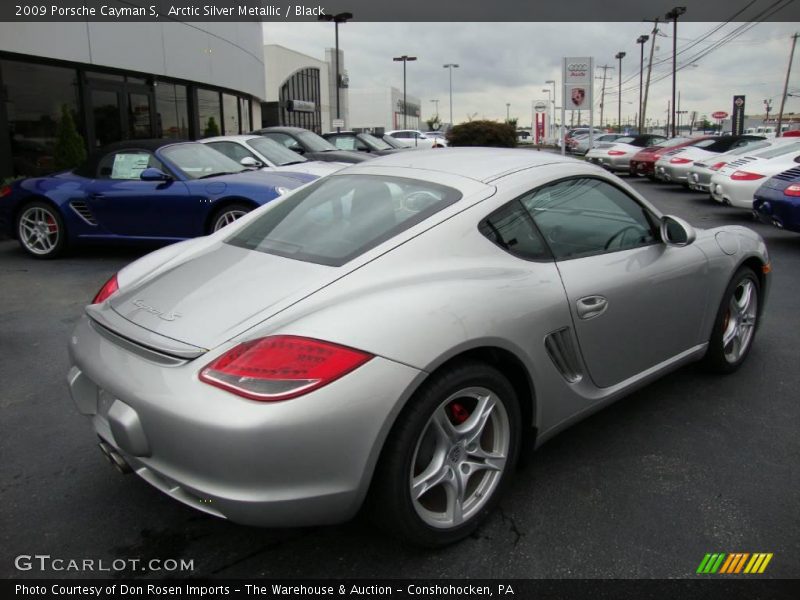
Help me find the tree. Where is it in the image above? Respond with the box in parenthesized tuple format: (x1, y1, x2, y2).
(53, 104, 86, 171)
(204, 116, 220, 137)
(426, 115, 442, 131)
(505, 117, 518, 129)
(447, 120, 517, 148)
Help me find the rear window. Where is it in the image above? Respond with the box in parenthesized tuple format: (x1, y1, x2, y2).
(225, 175, 462, 267)
(749, 141, 800, 159)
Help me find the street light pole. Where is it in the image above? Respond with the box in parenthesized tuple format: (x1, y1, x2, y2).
(430, 98, 439, 118)
(443, 64, 459, 127)
(666, 6, 687, 137)
(546, 79, 556, 140)
(319, 11, 353, 132)
(506, 103, 511, 122)
(636, 35, 649, 132)
(393, 55, 417, 129)
(615, 51, 626, 133)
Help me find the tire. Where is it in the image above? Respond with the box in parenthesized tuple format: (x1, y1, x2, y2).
(15, 200, 67, 259)
(703, 267, 760, 373)
(209, 202, 252, 233)
(369, 361, 521, 547)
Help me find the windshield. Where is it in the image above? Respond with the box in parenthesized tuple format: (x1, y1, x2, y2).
(246, 137, 307, 165)
(361, 133, 392, 150)
(297, 131, 338, 152)
(658, 137, 691, 148)
(225, 174, 462, 267)
(382, 135, 407, 149)
(160, 143, 246, 179)
(615, 137, 635, 144)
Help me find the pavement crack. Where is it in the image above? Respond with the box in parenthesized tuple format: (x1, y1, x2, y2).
(497, 506, 523, 545)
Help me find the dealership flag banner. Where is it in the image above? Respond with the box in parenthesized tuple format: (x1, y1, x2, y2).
(562, 57, 594, 154)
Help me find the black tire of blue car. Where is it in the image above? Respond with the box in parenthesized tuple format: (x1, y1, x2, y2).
(703, 266, 761, 373)
(15, 200, 67, 259)
(369, 361, 521, 547)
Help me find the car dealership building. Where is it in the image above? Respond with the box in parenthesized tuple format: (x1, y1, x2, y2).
(0, 20, 265, 178)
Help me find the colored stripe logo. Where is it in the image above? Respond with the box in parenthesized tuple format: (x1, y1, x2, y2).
(696, 553, 773, 574)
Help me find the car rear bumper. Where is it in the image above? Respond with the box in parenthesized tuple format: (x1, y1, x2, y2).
(629, 160, 654, 176)
(656, 163, 691, 183)
(753, 196, 800, 233)
(688, 170, 713, 192)
(67, 315, 422, 527)
(586, 155, 629, 171)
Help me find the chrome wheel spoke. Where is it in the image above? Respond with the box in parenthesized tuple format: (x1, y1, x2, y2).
(431, 406, 458, 445)
(723, 278, 758, 363)
(443, 470, 466, 526)
(412, 463, 449, 500)
(459, 393, 496, 447)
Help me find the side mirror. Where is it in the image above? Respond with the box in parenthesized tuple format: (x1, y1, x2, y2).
(140, 167, 171, 182)
(240, 156, 262, 169)
(289, 145, 305, 154)
(660, 215, 696, 247)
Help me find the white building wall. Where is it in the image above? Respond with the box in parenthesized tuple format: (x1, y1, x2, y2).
(0, 20, 265, 99)
(349, 88, 421, 132)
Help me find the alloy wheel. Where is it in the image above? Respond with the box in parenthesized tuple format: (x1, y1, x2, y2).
(410, 386, 510, 529)
(19, 206, 60, 256)
(213, 209, 248, 232)
(722, 278, 758, 364)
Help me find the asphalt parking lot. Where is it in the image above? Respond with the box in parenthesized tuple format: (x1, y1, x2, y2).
(1, 174, 798, 580)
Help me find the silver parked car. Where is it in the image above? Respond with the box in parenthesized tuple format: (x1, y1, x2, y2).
(68, 149, 770, 547)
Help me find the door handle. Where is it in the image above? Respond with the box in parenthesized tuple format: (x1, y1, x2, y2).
(576, 295, 608, 320)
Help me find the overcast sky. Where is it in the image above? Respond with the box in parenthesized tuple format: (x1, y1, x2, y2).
(263, 21, 799, 128)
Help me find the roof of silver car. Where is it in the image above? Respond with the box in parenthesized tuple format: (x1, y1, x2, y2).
(356, 147, 583, 183)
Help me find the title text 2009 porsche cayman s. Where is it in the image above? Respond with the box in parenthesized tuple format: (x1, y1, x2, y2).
(68, 149, 770, 546)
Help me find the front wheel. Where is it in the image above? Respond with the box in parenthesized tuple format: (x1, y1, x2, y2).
(370, 362, 521, 547)
(703, 267, 760, 373)
(210, 203, 252, 233)
(16, 201, 67, 259)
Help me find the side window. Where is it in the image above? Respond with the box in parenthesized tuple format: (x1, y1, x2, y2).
(97, 151, 162, 180)
(207, 141, 256, 163)
(393, 132, 410, 139)
(355, 139, 369, 151)
(520, 178, 657, 260)
(478, 200, 550, 261)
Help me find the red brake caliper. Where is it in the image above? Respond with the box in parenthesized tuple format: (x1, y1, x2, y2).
(448, 402, 470, 424)
(46, 215, 57, 233)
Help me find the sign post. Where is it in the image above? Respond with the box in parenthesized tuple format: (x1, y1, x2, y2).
(732, 96, 745, 136)
(562, 57, 594, 155)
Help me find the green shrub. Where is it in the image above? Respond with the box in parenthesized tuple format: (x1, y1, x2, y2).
(53, 104, 87, 170)
(447, 120, 517, 148)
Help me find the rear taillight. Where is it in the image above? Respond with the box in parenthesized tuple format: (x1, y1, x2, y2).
(92, 274, 119, 304)
(670, 157, 692, 164)
(731, 171, 765, 181)
(608, 150, 626, 156)
(710, 162, 727, 171)
(0, 185, 11, 198)
(199, 335, 373, 402)
(784, 184, 800, 196)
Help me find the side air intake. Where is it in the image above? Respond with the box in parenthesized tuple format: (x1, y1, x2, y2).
(544, 327, 583, 383)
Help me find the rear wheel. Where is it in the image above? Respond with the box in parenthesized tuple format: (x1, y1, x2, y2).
(16, 201, 66, 259)
(703, 267, 760, 373)
(370, 362, 521, 547)
(210, 203, 252, 233)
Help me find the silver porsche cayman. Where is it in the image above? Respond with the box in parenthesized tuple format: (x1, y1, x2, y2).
(68, 148, 770, 546)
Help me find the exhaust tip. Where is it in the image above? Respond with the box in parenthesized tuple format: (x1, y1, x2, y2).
(98, 441, 132, 474)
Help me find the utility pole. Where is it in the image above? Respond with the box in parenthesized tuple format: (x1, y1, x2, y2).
(596, 64, 614, 129)
(642, 19, 659, 136)
(637, 35, 649, 132)
(615, 51, 626, 133)
(776, 33, 798, 137)
(666, 6, 687, 137)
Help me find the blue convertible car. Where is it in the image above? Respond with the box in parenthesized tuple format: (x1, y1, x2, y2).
(753, 165, 800, 234)
(0, 139, 315, 258)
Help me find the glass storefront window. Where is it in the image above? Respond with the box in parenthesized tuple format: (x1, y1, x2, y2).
(1, 59, 81, 176)
(222, 93, 240, 135)
(197, 89, 222, 137)
(155, 83, 189, 139)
